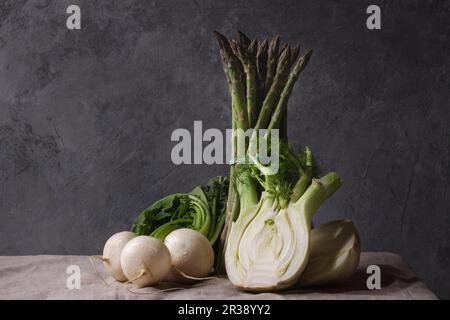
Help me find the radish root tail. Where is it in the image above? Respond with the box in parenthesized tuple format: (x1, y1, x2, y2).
(174, 268, 219, 281)
(127, 287, 186, 295)
(126, 269, 146, 283)
(91, 255, 109, 263)
(88, 255, 112, 287)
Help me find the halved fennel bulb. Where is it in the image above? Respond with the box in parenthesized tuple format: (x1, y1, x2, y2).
(225, 173, 341, 292)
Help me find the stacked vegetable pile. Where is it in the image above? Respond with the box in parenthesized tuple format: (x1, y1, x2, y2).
(98, 31, 361, 292)
(212, 31, 360, 291)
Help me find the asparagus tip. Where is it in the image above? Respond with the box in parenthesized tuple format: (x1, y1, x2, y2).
(301, 49, 313, 66)
(237, 30, 251, 47)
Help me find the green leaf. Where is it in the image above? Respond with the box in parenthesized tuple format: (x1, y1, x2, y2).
(131, 176, 229, 245)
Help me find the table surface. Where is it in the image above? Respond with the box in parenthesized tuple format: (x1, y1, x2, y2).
(0, 252, 437, 300)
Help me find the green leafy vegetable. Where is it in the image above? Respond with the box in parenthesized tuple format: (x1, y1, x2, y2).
(131, 176, 228, 245)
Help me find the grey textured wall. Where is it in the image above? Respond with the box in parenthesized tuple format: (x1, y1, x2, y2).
(0, 0, 448, 298)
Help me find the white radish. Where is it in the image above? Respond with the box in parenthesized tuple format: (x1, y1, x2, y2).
(120, 235, 171, 287)
(164, 228, 214, 283)
(102, 231, 136, 282)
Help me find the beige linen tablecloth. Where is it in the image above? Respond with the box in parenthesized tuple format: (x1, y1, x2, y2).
(0, 252, 436, 300)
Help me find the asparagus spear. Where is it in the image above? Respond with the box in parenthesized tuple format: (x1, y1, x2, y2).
(256, 39, 269, 84)
(236, 30, 251, 48)
(214, 31, 246, 274)
(214, 32, 249, 132)
(248, 40, 259, 123)
(280, 43, 300, 139)
(234, 41, 258, 128)
(248, 39, 258, 56)
(264, 35, 280, 96)
(254, 44, 292, 131)
(218, 47, 232, 95)
(268, 50, 313, 131)
(290, 44, 301, 68)
(256, 39, 269, 112)
(231, 40, 248, 99)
